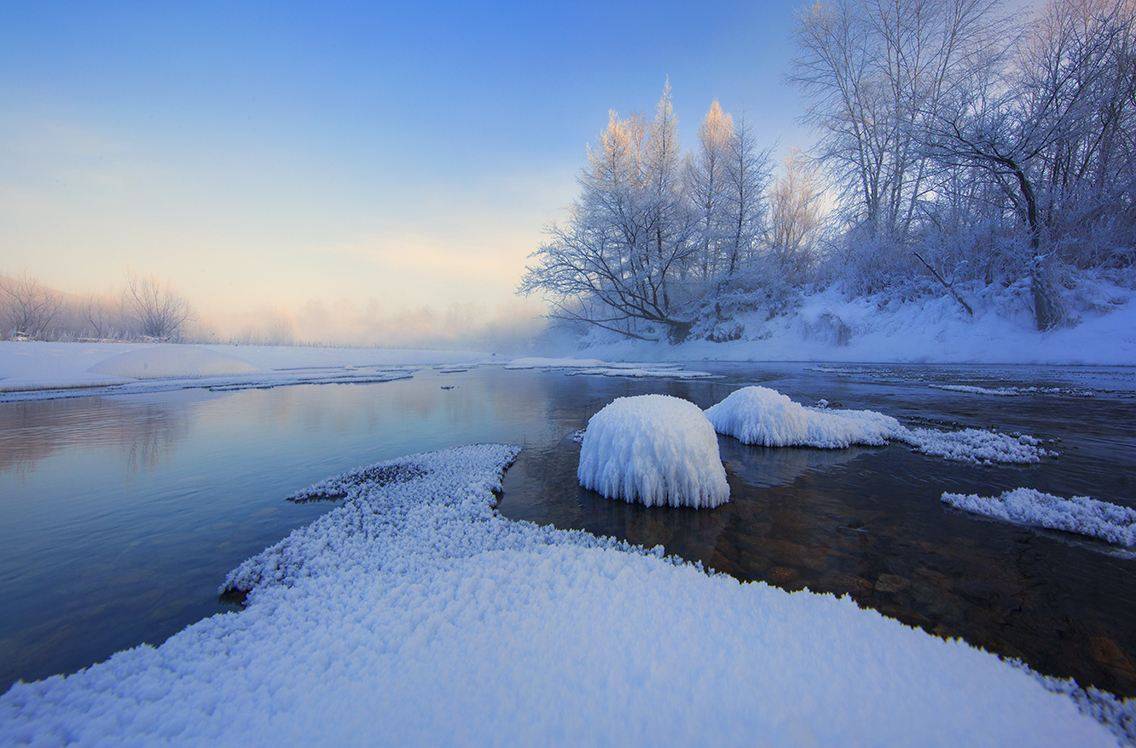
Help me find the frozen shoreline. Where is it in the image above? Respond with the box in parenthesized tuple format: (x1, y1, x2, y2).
(1, 444, 1125, 745)
(571, 287, 1136, 366)
(0, 342, 488, 401)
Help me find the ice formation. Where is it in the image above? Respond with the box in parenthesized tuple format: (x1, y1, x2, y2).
(577, 395, 730, 508)
(941, 488, 1136, 547)
(0, 445, 1117, 745)
(705, 386, 904, 448)
(705, 386, 1051, 464)
(899, 429, 1051, 464)
(569, 367, 716, 379)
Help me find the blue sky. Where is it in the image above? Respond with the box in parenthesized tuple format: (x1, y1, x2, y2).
(0, 0, 811, 343)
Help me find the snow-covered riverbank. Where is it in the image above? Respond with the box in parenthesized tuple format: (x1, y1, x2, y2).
(0, 342, 488, 400)
(572, 286, 1136, 365)
(1, 444, 1124, 745)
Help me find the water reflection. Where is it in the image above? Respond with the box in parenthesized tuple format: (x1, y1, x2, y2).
(0, 395, 192, 477)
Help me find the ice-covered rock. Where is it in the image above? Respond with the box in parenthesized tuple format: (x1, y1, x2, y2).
(705, 386, 903, 448)
(578, 395, 729, 508)
(942, 488, 1136, 547)
(706, 386, 1051, 464)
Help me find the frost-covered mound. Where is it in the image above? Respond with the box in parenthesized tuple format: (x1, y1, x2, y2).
(705, 386, 1051, 464)
(942, 488, 1136, 547)
(89, 346, 258, 379)
(705, 386, 903, 448)
(0, 445, 1120, 745)
(578, 395, 729, 509)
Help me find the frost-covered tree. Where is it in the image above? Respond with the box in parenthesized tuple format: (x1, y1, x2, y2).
(722, 115, 772, 278)
(520, 83, 699, 342)
(0, 273, 61, 339)
(792, 0, 1004, 250)
(687, 100, 735, 283)
(125, 275, 192, 340)
(922, 0, 1136, 327)
(766, 150, 825, 281)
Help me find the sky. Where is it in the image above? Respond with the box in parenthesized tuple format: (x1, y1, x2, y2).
(0, 0, 811, 347)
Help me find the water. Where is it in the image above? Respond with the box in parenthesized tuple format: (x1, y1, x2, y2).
(1, 364, 1134, 695)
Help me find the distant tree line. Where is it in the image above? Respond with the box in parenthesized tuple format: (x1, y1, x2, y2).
(522, 0, 1136, 340)
(0, 273, 192, 342)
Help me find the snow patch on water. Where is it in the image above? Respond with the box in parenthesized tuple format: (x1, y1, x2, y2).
(0, 445, 1117, 745)
(941, 488, 1136, 547)
(578, 395, 729, 508)
(901, 430, 1052, 464)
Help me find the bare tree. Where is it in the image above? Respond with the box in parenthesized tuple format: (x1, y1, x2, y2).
(1, 273, 62, 339)
(124, 275, 191, 340)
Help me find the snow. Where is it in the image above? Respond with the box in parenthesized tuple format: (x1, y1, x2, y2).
(942, 488, 1136, 547)
(0, 444, 1117, 745)
(705, 386, 903, 448)
(930, 384, 1020, 396)
(577, 395, 730, 508)
(88, 346, 259, 379)
(901, 429, 1051, 464)
(504, 356, 608, 369)
(0, 342, 484, 400)
(705, 386, 1052, 464)
(569, 366, 717, 379)
(573, 284, 1136, 365)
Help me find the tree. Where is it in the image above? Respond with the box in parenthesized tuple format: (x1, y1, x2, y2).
(722, 114, 772, 278)
(792, 0, 1004, 241)
(766, 150, 825, 280)
(687, 100, 735, 283)
(1, 273, 61, 339)
(922, 0, 1136, 327)
(124, 275, 191, 340)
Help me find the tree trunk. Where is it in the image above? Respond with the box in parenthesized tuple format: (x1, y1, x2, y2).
(666, 320, 693, 344)
(1007, 158, 1063, 331)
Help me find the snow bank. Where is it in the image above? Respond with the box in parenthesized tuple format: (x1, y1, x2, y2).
(88, 346, 259, 379)
(578, 395, 729, 508)
(0, 342, 483, 400)
(570, 366, 716, 379)
(705, 386, 1051, 464)
(575, 283, 1136, 365)
(942, 488, 1136, 547)
(705, 386, 903, 448)
(505, 356, 607, 369)
(0, 445, 1117, 745)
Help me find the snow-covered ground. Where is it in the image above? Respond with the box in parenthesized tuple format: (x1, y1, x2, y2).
(574, 285, 1136, 365)
(942, 488, 1136, 548)
(1, 445, 1122, 745)
(704, 386, 1052, 464)
(577, 395, 729, 508)
(0, 342, 487, 401)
